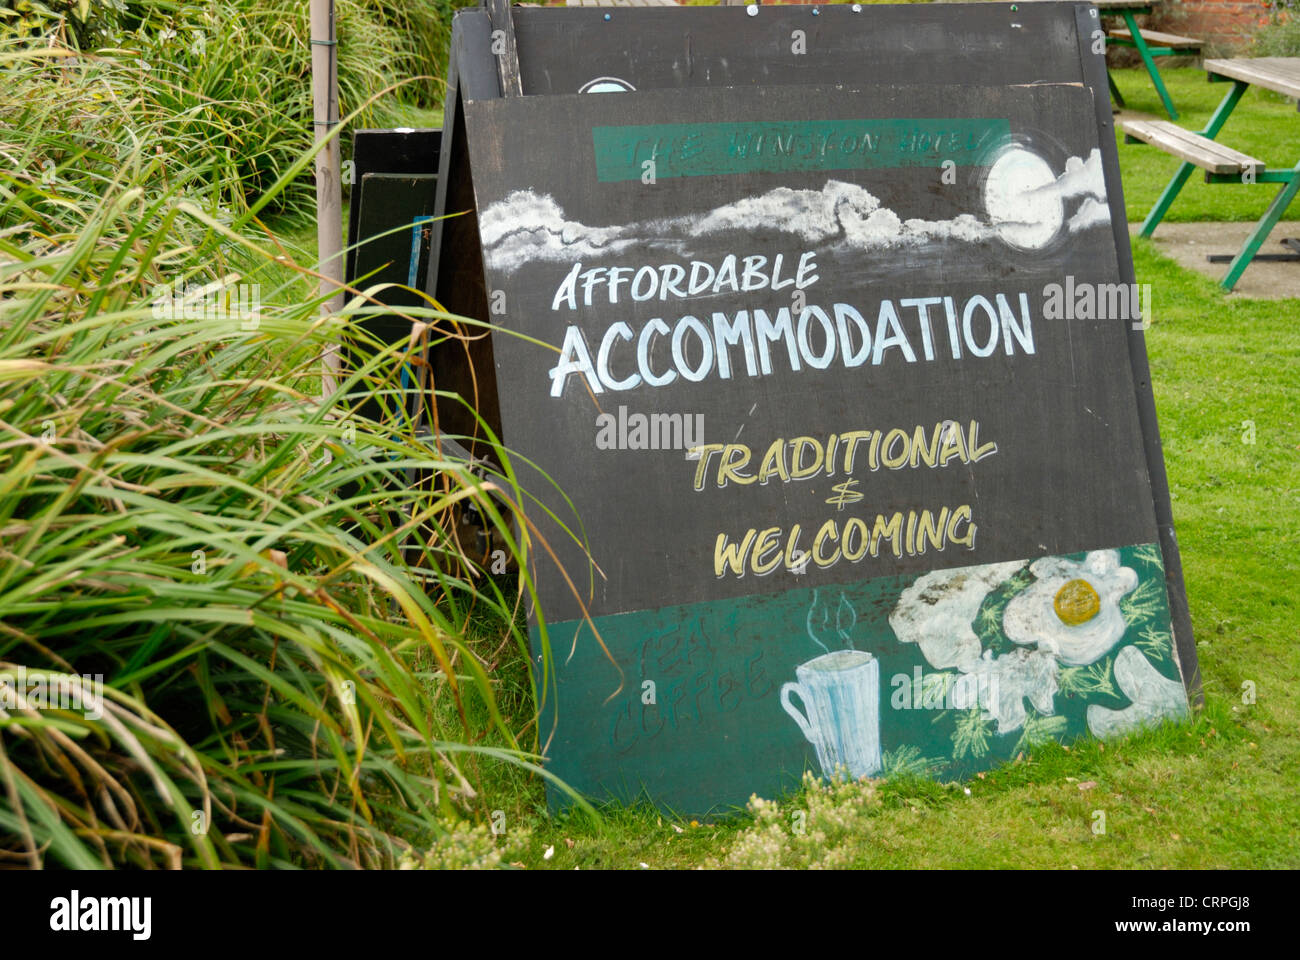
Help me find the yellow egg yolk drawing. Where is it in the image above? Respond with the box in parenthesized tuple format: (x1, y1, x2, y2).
(1054, 578, 1101, 626)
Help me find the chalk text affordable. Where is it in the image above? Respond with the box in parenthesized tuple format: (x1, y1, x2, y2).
(545, 252, 1037, 397)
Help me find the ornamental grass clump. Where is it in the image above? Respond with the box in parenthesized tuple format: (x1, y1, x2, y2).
(0, 43, 573, 869)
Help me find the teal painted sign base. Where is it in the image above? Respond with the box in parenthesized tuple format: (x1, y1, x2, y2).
(535, 543, 1188, 815)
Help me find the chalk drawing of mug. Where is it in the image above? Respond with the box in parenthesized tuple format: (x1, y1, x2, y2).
(781, 649, 882, 780)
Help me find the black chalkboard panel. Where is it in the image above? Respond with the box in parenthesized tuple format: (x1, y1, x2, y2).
(509, 3, 1093, 94)
(462, 80, 1193, 812)
(429, 6, 1196, 689)
(344, 173, 436, 426)
(344, 129, 440, 426)
(346, 128, 440, 290)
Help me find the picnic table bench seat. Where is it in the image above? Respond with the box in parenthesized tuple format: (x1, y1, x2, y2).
(1119, 118, 1263, 176)
(1107, 28, 1202, 52)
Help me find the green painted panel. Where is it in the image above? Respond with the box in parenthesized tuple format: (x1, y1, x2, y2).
(536, 543, 1187, 814)
(591, 119, 1012, 182)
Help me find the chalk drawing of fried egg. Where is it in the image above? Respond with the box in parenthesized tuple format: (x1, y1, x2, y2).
(1003, 550, 1138, 667)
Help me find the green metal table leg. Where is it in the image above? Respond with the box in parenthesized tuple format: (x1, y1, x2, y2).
(1200, 80, 1250, 139)
(1124, 11, 1178, 120)
(1140, 161, 1195, 237)
(1108, 68, 1126, 108)
(1139, 80, 1251, 236)
(1220, 163, 1300, 291)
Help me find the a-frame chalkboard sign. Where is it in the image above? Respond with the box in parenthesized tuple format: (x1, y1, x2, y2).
(424, 2, 1199, 815)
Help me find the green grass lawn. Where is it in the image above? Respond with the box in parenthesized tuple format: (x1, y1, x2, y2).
(1113, 65, 1300, 223)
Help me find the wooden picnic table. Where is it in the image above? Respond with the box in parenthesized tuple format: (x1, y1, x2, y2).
(1094, 0, 1201, 121)
(1205, 56, 1300, 99)
(1131, 57, 1300, 291)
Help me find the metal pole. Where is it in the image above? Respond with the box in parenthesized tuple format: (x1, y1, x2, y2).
(311, 0, 344, 400)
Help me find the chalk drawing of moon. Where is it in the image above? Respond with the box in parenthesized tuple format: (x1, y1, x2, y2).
(983, 148, 1064, 251)
(579, 77, 636, 94)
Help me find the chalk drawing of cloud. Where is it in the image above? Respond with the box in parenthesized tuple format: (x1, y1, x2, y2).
(477, 190, 650, 272)
(478, 150, 1111, 273)
(1067, 196, 1111, 233)
(675, 181, 882, 243)
(675, 181, 1003, 250)
(1034, 148, 1108, 204)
